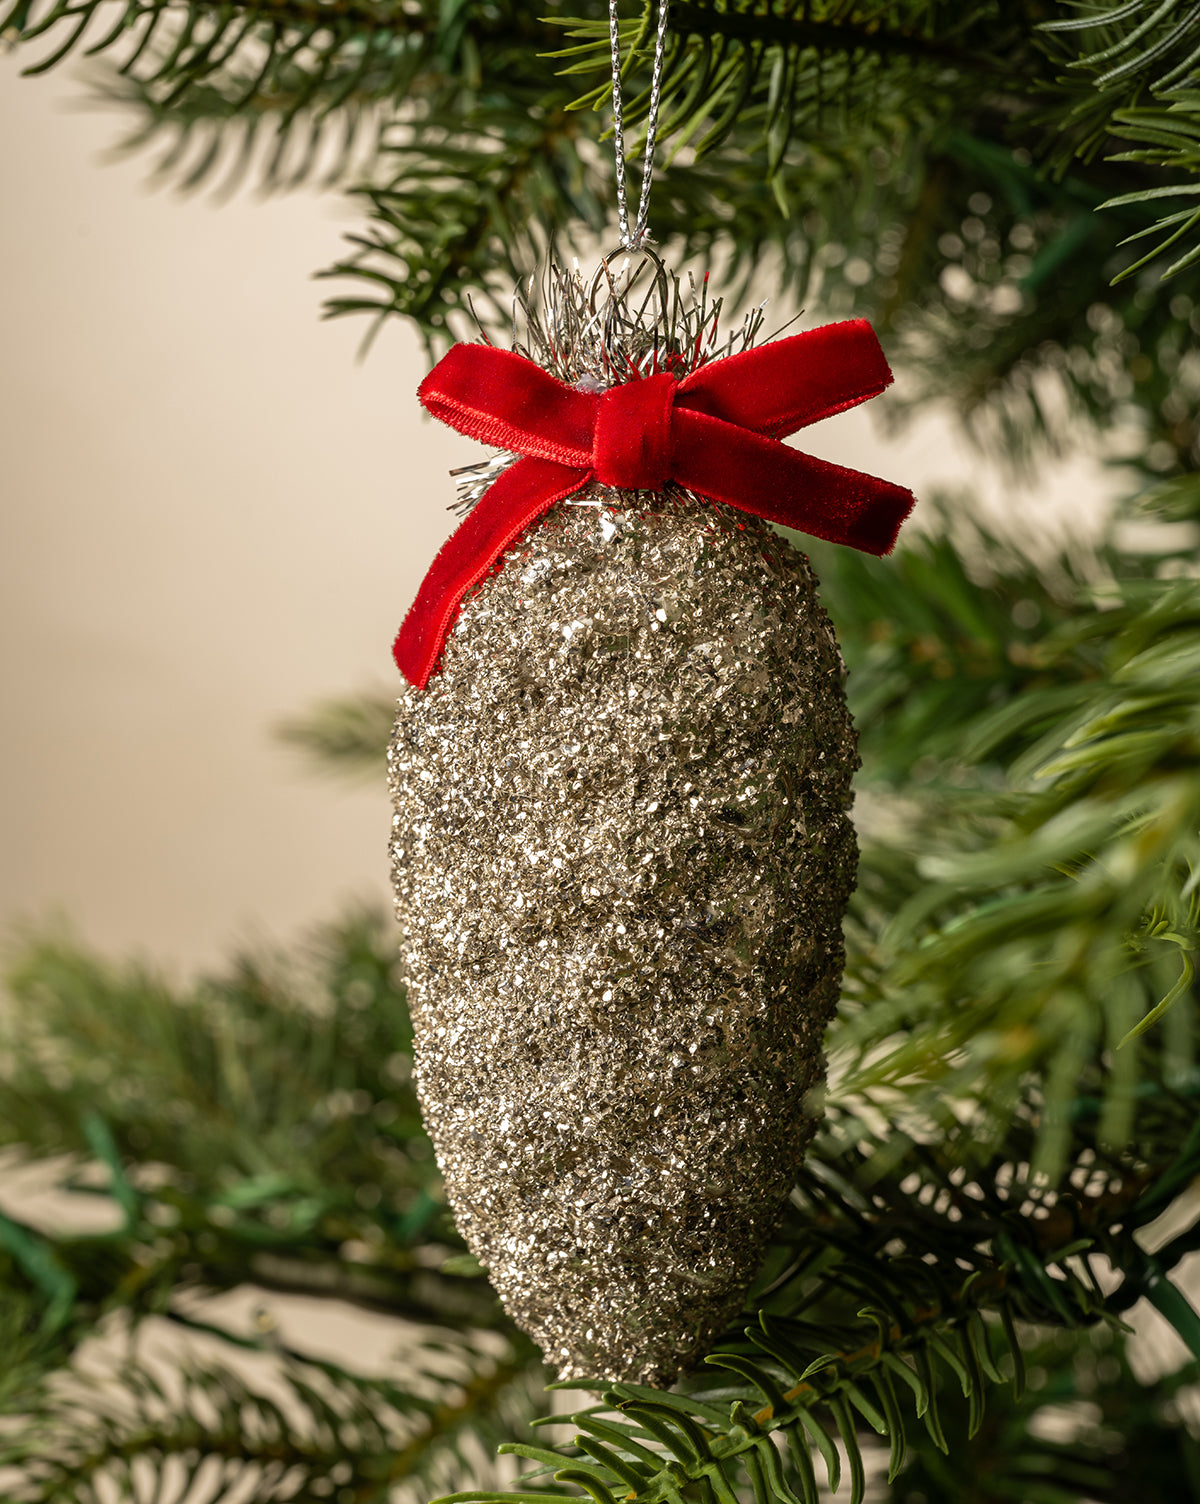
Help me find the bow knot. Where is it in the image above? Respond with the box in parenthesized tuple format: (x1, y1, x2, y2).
(396, 319, 915, 688)
(593, 371, 677, 492)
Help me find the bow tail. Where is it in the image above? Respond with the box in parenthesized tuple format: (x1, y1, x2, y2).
(672, 409, 915, 555)
(394, 455, 588, 688)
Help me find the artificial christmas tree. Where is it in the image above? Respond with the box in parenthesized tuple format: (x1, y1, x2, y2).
(3, 3, 1200, 1502)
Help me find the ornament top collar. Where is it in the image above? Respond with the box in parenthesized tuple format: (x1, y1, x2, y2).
(395, 319, 915, 688)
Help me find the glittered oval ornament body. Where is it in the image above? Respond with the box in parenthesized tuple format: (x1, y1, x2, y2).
(389, 482, 858, 1385)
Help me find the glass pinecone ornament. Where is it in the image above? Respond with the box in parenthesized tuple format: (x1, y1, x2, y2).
(388, 260, 909, 1386)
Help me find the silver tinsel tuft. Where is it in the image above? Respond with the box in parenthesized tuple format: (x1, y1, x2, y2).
(388, 482, 858, 1385)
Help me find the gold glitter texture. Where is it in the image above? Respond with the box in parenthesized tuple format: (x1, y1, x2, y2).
(389, 481, 857, 1385)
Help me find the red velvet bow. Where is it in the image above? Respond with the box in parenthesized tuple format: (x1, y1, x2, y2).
(396, 319, 914, 688)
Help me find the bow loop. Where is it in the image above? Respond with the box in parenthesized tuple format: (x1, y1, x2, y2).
(418, 345, 595, 467)
(397, 320, 915, 688)
(676, 319, 895, 437)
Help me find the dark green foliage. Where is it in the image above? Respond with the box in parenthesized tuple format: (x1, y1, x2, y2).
(0, 916, 548, 1498)
(7, 2, 1200, 458)
(3, 1343, 544, 1503)
(5, 0, 446, 189)
(0, 913, 514, 1333)
(1039, 4, 1200, 281)
(889, 1327, 1200, 1504)
(808, 502, 1200, 1172)
(7, 0, 1200, 1498)
(320, 91, 609, 343)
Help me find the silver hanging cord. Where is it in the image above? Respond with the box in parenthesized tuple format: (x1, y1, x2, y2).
(608, 0, 671, 250)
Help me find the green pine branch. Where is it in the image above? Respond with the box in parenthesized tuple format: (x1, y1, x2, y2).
(6, 0, 431, 113)
(890, 1325, 1200, 1504)
(6, 0, 1200, 466)
(320, 100, 603, 344)
(1037, 2, 1200, 280)
(830, 563, 1200, 1168)
(277, 686, 400, 775)
(2, 0, 573, 197)
(549, 3, 1023, 155)
(2, 1336, 545, 1504)
(409, 1077, 1200, 1504)
(0, 913, 514, 1337)
(6, 930, 1200, 1498)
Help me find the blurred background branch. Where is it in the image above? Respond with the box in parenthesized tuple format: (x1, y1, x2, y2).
(3, 2, 1200, 1500)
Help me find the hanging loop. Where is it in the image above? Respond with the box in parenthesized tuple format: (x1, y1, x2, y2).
(608, 0, 671, 250)
(586, 243, 672, 313)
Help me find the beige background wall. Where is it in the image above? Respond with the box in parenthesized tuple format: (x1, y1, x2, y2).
(1, 66, 467, 970)
(0, 63, 1115, 975)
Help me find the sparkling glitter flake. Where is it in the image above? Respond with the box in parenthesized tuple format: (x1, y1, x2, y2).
(389, 482, 858, 1385)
